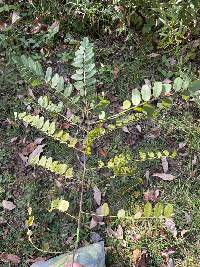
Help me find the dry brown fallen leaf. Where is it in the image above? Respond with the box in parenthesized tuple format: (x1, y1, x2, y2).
(2, 200, 16, 211)
(192, 155, 198, 166)
(148, 53, 160, 58)
(122, 125, 130, 133)
(49, 20, 60, 33)
(106, 225, 123, 240)
(10, 137, 18, 143)
(114, 64, 119, 80)
(90, 216, 98, 229)
(22, 142, 37, 155)
(11, 12, 20, 24)
(153, 173, 175, 181)
(133, 249, 149, 267)
(178, 142, 187, 149)
(161, 247, 176, 267)
(132, 249, 141, 265)
(146, 127, 161, 139)
(98, 148, 108, 158)
(91, 232, 102, 243)
(28, 144, 46, 162)
(18, 153, 28, 165)
(136, 124, 142, 133)
(93, 186, 101, 206)
(26, 256, 49, 265)
(0, 253, 20, 264)
(144, 189, 161, 202)
(161, 156, 169, 173)
(28, 88, 36, 99)
(164, 219, 177, 238)
(34, 137, 44, 145)
(144, 79, 151, 88)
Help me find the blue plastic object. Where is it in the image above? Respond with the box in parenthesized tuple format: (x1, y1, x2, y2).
(31, 242, 105, 267)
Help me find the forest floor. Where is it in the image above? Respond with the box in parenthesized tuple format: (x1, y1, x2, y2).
(1, 12, 200, 267)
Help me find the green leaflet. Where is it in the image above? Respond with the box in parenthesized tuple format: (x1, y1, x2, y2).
(55, 130, 64, 138)
(86, 63, 95, 73)
(123, 100, 131, 110)
(153, 82, 162, 98)
(38, 96, 48, 108)
(45, 67, 52, 83)
(46, 157, 53, 169)
(154, 202, 163, 217)
(117, 209, 126, 219)
(143, 202, 152, 217)
(51, 73, 60, 88)
(74, 81, 84, 90)
(99, 111, 106, 120)
(189, 79, 200, 92)
(57, 76, 64, 91)
(42, 120, 50, 132)
(132, 88, 141, 106)
(49, 199, 69, 212)
(97, 203, 110, 216)
(173, 77, 183, 92)
(162, 83, 172, 94)
(64, 84, 73, 97)
(39, 156, 47, 167)
(85, 68, 96, 79)
(164, 204, 174, 218)
(141, 85, 151, 102)
(48, 122, 56, 135)
(71, 73, 83, 81)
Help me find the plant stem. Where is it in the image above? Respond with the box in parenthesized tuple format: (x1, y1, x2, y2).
(72, 138, 87, 264)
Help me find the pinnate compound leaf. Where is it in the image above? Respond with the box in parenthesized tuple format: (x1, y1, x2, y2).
(132, 88, 141, 106)
(141, 84, 151, 101)
(123, 100, 131, 110)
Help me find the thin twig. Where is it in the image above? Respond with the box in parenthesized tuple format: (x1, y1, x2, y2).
(72, 152, 87, 264)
